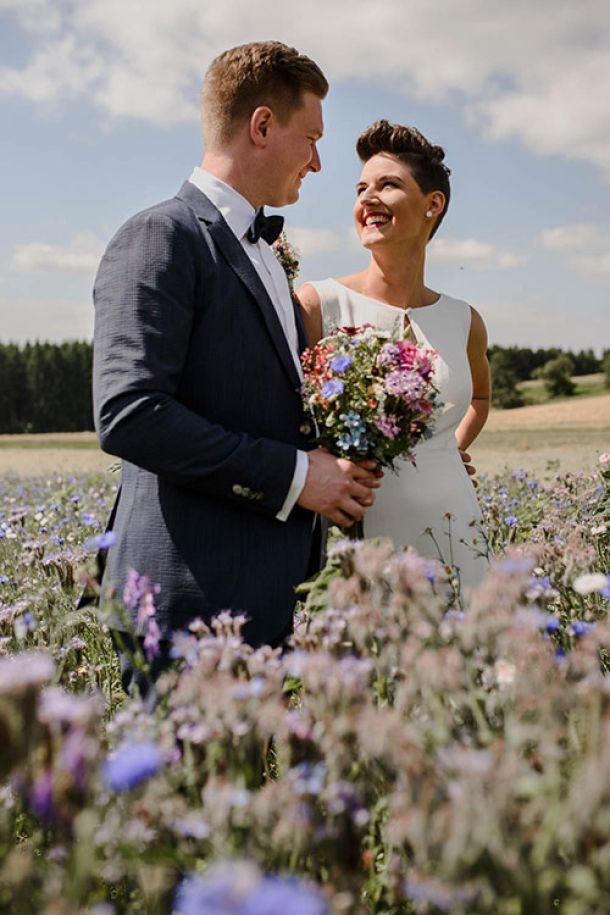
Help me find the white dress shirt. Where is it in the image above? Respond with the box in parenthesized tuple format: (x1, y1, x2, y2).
(188, 167, 308, 522)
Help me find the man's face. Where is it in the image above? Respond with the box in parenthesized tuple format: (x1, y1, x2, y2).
(265, 92, 323, 207)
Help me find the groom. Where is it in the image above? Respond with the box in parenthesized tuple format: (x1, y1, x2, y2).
(92, 41, 380, 680)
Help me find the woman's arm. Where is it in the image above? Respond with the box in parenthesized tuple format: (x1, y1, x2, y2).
(295, 283, 323, 347)
(455, 306, 491, 451)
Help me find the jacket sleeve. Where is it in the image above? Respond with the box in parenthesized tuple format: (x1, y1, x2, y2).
(92, 206, 298, 518)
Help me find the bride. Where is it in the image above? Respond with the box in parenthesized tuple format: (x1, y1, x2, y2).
(296, 120, 491, 591)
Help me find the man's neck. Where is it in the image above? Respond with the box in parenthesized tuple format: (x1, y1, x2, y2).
(200, 153, 263, 208)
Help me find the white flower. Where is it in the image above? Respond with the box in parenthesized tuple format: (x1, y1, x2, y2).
(599, 453, 610, 466)
(494, 659, 516, 686)
(591, 524, 608, 536)
(573, 573, 609, 594)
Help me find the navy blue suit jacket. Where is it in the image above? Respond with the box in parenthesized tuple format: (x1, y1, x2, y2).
(93, 181, 315, 644)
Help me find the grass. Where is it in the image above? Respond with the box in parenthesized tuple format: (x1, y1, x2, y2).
(519, 372, 607, 405)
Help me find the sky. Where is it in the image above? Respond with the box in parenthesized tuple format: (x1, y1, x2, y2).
(1, 0, 610, 352)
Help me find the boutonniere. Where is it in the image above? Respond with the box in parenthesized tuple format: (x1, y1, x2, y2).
(272, 232, 300, 292)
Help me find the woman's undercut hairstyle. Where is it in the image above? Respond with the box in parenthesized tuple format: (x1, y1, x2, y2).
(357, 120, 451, 238)
(201, 41, 328, 147)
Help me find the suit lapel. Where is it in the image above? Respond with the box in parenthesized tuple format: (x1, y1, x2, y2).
(176, 182, 302, 391)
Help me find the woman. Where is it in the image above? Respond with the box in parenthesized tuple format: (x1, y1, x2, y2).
(296, 120, 490, 591)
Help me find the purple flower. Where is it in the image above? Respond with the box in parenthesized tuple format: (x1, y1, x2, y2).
(84, 530, 117, 551)
(504, 515, 518, 527)
(322, 379, 344, 399)
(241, 877, 328, 915)
(175, 865, 328, 915)
(103, 741, 162, 791)
(572, 620, 595, 638)
(0, 575, 9, 584)
(29, 770, 56, 823)
(545, 616, 561, 633)
(330, 354, 351, 373)
(143, 616, 162, 661)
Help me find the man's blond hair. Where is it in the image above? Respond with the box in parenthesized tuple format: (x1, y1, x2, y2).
(201, 41, 328, 147)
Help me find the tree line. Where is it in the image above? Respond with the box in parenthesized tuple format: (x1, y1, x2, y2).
(0, 341, 609, 432)
(0, 342, 93, 433)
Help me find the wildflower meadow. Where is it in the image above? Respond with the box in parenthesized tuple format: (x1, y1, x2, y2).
(1, 455, 610, 913)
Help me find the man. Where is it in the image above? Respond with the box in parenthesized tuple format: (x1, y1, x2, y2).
(93, 41, 380, 683)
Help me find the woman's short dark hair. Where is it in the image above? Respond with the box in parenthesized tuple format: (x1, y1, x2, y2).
(356, 120, 451, 238)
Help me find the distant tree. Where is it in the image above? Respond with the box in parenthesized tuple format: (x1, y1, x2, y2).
(538, 354, 576, 398)
(603, 350, 610, 390)
(490, 351, 524, 409)
(571, 348, 601, 376)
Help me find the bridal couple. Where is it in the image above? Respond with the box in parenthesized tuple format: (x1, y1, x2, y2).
(93, 41, 490, 690)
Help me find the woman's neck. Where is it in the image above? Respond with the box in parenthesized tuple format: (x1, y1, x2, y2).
(359, 246, 434, 310)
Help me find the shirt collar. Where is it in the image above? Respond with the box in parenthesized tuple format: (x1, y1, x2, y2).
(189, 167, 255, 241)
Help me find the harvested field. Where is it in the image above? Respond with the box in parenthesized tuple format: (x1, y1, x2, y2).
(0, 396, 608, 479)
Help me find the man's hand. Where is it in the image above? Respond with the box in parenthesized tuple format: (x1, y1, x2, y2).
(459, 449, 478, 487)
(298, 448, 383, 526)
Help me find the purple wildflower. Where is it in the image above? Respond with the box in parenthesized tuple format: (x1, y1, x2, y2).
(103, 741, 162, 791)
(241, 877, 329, 915)
(504, 516, 518, 527)
(143, 615, 162, 661)
(322, 379, 344, 399)
(84, 530, 117, 551)
(29, 769, 56, 823)
(572, 620, 595, 638)
(330, 354, 351, 373)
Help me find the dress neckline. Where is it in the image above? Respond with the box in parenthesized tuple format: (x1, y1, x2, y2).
(328, 278, 444, 313)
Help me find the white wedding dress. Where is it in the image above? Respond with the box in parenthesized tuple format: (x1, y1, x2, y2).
(309, 279, 489, 591)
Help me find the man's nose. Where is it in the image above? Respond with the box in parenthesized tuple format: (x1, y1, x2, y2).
(309, 144, 321, 173)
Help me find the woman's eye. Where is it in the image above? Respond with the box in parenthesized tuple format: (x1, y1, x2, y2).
(383, 180, 398, 188)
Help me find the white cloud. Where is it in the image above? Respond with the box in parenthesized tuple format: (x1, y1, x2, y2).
(1, 0, 610, 170)
(13, 232, 105, 274)
(428, 237, 524, 270)
(539, 222, 610, 278)
(539, 223, 600, 251)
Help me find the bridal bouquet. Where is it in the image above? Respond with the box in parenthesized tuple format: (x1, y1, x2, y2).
(301, 325, 440, 471)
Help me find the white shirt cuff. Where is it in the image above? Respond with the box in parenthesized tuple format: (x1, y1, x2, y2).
(275, 450, 308, 521)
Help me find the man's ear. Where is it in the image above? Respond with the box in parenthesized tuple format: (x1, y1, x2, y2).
(250, 106, 273, 147)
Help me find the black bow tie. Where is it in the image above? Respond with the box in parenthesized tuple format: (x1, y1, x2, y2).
(246, 207, 284, 245)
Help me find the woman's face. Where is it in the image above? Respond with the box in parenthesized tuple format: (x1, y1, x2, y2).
(353, 152, 441, 250)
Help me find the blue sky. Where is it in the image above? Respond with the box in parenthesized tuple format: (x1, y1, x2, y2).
(2, 0, 610, 352)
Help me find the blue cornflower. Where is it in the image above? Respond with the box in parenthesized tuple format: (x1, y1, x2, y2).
(0, 575, 8, 584)
(545, 616, 561, 633)
(572, 620, 595, 638)
(330, 354, 351, 373)
(84, 530, 117, 552)
(322, 379, 344, 399)
(504, 515, 518, 527)
(554, 647, 568, 660)
(343, 411, 365, 430)
(241, 877, 329, 915)
(103, 742, 162, 791)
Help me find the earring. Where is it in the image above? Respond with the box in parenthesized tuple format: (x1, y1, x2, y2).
(426, 210, 433, 218)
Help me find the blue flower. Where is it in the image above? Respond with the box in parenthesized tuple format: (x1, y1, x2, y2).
(322, 379, 344, 399)
(84, 530, 117, 552)
(0, 575, 9, 585)
(330, 354, 351, 373)
(504, 515, 518, 527)
(103, 742, 162, 791)
(545, 616, 560, 633)
(572, 620, 595, 638)
(241, 877, 328, 915)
